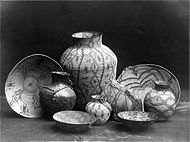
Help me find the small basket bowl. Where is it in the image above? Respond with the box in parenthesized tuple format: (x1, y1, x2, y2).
(53, 111, 96, 133)
(117, 111, 157, 131)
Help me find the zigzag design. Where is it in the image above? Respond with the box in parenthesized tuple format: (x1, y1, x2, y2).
(152, 66, 166, 81)
(136, 65, 170, 82)
(94, 47, 105, 90)
(129, 79, 157, 89)
(76, 47, 87, 103)
(138, 69, 160, 80)
(125, 78, 177, 99)
(118, 68, 160, 83)
(77, 47, 84, 72)
(123, 73, 160, 88)
(118, 66, 179, 99)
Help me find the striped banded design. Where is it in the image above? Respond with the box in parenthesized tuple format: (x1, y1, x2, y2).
(85, 102, 110, 125)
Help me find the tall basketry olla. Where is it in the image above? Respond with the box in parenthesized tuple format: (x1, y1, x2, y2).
(60, 31, 118, 110)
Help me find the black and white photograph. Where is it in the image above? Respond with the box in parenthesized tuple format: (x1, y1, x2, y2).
(0, 1, 189, 141)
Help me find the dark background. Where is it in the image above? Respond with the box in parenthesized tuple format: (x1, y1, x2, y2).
(0, 1, 189, 99)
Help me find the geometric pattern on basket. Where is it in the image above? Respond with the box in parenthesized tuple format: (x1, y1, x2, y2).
(85, 102, 110, 125)
(117, 64, 181, 104)
(119, 111, 153, 121)
(100, 80, 142, 113)
(60, 35, 117, 110)
(5, 55, 62, 118)
(144, 90, 176, 117)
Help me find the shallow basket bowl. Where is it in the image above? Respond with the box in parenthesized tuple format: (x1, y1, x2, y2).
(117, 111, 157, 131)
(117, 64, 181, 104)
(5, 54, 63, 118)
(53, 111, 96, 132)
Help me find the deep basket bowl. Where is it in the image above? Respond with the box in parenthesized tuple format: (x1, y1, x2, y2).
(53, 111, 96, 132)
(5, 54, 63, 118)
(117, 111, 157, 131)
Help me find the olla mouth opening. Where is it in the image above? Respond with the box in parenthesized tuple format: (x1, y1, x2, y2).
(72, 31, 103, 39)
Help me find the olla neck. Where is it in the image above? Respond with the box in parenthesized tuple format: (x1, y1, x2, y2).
(51, 71, 72, 86)
(72, 31, 103, 48)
